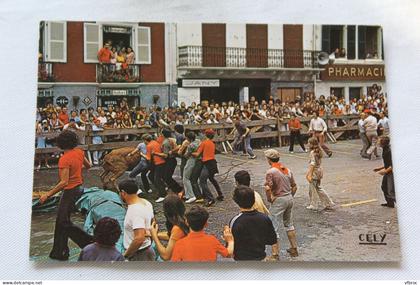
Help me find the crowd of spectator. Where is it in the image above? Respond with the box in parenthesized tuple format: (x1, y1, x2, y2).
(35, 83, 387, 132)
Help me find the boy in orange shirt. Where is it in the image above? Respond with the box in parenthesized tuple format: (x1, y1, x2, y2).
(171, 206, 233, 262)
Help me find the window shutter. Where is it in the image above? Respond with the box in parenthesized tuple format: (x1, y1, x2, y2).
(358, 26, 367, 59)
(321, 25, 331, 53)
(46, 21, 66, 62)
(84, 23, 102, 63)
(347, 25, 356, 59)
(135, 26, 151, 64)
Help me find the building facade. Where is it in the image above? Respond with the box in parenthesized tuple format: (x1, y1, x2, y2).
(37, 22, 386, 110)
(175, 23, 386, 105)
(37, 21, 177, 110)
(316, 25, 386, 102)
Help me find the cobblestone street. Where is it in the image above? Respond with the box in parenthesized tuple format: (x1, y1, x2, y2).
(31, 139, 401, 262)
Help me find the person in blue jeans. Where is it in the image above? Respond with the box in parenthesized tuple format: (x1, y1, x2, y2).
(127, 134, 153, 194)
(232, 118, 256, 159)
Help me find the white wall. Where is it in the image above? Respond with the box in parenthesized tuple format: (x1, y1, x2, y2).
(165, 23, 177, 84)
(303, 24, 315, 50)
(268, 24, 283, 49)
(177, 87, 200, 106)
(314, 25, 322, 51)
(226, 23, 246, 47)
(176, 23, 202, 47)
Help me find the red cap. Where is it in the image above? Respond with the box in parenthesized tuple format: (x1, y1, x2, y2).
(204, 129, 215, 135)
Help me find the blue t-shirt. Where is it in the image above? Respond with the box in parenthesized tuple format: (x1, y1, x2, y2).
(78, 243, 125, 262)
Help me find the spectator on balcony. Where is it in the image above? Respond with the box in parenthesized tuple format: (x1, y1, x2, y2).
(340, 48, 346, 58)
(58, 107, 69, 126)
(126, 47, 135, 65)
(110, 47, 118, 72)
(115, 50, 125, 71)
(97, 43, 112, 64)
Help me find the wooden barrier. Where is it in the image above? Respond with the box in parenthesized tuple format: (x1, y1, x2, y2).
(35, 114, 360, 155)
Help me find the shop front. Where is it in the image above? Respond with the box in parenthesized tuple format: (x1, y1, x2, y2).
(316, 64, 386, 101)
(177, 78, 271, 105)
(96, 88, 141, 108)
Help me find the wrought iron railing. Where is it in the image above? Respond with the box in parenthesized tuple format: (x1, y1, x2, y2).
(97, 64, 141, 83)
(38, 62, 54, 82)
(178, 46, 320, 69)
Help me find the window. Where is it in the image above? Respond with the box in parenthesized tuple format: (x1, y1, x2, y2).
(358, 26, 382, 59)
(322, 25, 345, 56)
(347, 26, 356, 59)
(84, 23, 151, 64)
(349, 87, 362, 101)
(43, 21, 67, 62)
(330, 87, 344, 99)
(136, 26, 151, 64)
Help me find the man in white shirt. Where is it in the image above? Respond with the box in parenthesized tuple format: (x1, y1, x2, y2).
(363, 111, 379, 160)
(118, 179, 155, 261)
(308, 111, 332, 157)
(358, 113, 369, 158)
(378, 112, 390, 136)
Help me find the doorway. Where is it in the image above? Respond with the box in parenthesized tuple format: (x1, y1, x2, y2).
(276, 88, 301, 103)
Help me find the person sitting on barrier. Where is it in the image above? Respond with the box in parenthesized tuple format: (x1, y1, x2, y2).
(78, 217, 125, 261)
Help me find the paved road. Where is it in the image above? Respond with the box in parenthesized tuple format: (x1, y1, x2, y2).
(31, 139, 401, 262)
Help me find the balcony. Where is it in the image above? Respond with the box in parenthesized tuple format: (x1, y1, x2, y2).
(178, 46, 321, 69)
(38, 62, 54, 82)
(96, 64, 141, 83)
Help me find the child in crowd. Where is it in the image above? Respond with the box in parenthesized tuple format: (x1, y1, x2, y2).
(78, 217, 125, 261)
(171, 205, 233, 262)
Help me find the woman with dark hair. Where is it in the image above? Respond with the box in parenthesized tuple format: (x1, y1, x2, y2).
(150, 194, 189, 260)
(39, 130, 93, 260)
(78, 217, 124, 261)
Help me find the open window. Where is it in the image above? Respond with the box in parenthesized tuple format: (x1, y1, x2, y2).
(44, 21, 67, 62)
(358, 26, 382, 59)
(84, 23, 151, 64)
(322, 25, 345, 57)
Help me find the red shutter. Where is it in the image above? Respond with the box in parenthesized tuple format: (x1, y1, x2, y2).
(246, 24, 268, 67)
(202, 23, 226, 67)
(283, 25, 303, 68)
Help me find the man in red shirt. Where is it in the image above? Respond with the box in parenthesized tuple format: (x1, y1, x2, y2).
(39, 130, 93, 260)
(288, 113, 307, 153)
(171, 206, 233, 262)
(58, 106, 69, 126)
(97, 42, 112, 63)
(192, 129, 223, 207)
(146, 135, 167, 203)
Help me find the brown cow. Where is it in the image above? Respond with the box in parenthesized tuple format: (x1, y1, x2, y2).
(100, 147, 142, 190)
